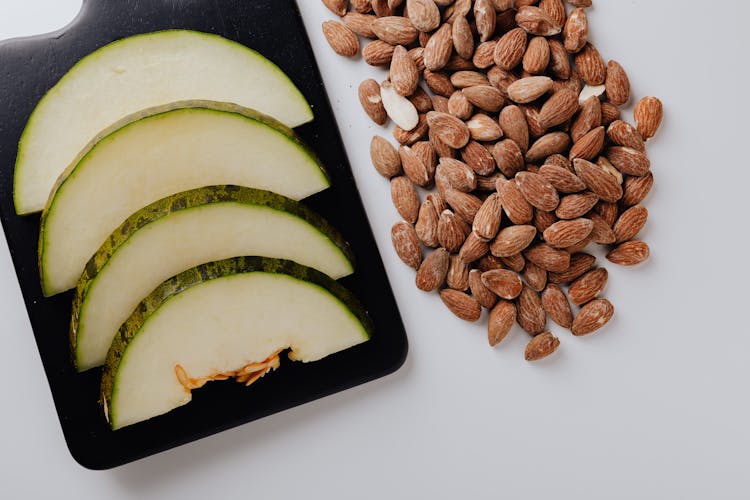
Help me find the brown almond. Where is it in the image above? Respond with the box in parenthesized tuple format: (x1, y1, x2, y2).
(440, 289, 482, 322)
(488, 67, 520, 99)
(437, 209, 469, 252)
(351, 0, 372, 13)
(412, 141, 437, 179)
(515, 6, 562, 36)
(470, 269, 499, 310)
(466, 113, 504, 142)
(622, 173, 654, 207)
(406, 86, 432, 113)
(371, 0, 394, 16)
(474, 0, 496, 42)
(541, 284, 573, 328)
(534, 209, 559, 233)
(363, 40, 396, 66)
(563, 8, 587, 53)
(547, 38, 572, 80)
(415, 199, 440, 247)
(568, 268, 608, 306)
(573, 158, 623, 202)
(390, 176, 420, 223)
(477, 253, 506, 273)
(574, 43, 606, 85)
(342, 13, 377, 38)
(572, 298, 614, 336)
(613, 205, 648, 243)
(473, 193, 503, 241)
(488, 300, 516, 346)
(431, 94, 450, 113)
(322, 0, 347, 16)
(436, 158, 476, 192)
(548, 252, 595, 284)
(539, 89, 579, 129)
(430, 128, 456, 160)
(607, 120, 645, 152)
(445, 188, 483, 224)
(539, 164, 586, 193)
(569, 126, 605, 160)
(399, 145, 430, 187)
(461, 141, 497, 175)
(543, 218, 594, 248)
(394, 113, 429, 145)
(499, 106, 530, 152)
(506, 76, 554, 104)
(407, 0, 441, 32)
(571, 95, 602, 142)
(523, 261, 548, 292)
(426, 192, 447, 213)
(359, 79, 388, 125)
(501, 253, 527, 273)
(588, 213, 616, 244)
(565, 0, 592, 6)
(372, 16, 419, 46)
(482, 269, 524, 300)
(476, 173, 503, 192)
(556, 192, 599, 219)
(416, 247, 450, 291)
(462, 85, 505, 113)
(442, 0, 471, 23)
(525, 332, 560, 361)
(494, 28, 528, 70)
(472, 40, 497, 69)
(524, 243, 571, 272)
(492, 139, 525, 177)
(516, 284, 547, 335)
(490, 225, 537, 257)
(523, 37, 551, 75)
(424, 23, 454, 71)
(605, 60, 630, 106)
(391, 221, 422, 269)
(427, 111, 471, 148)
(447, 254, 471, 290)
(451, 71, 489, 89)
(370, 135, 401, 178)
(539, 0, 567, 26)
(526, 132, 571, 163)
(600, 102, 621, 126)
(634, 96, 663, 140)
(606, 241, 650, 266)
(594, 200, 619, 227)
(459, 231, 490, 262)
(498, 180, 534, 224)
(390, 45, 420, 97)
(515, 171, 560, 211)
(606, 146, 651, 177)
(451, 15, 474, 60)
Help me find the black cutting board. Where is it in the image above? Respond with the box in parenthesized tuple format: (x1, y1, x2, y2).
(0, 0, 408, 469)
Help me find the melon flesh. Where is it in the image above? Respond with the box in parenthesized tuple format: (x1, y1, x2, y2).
(73, 188, 354, 372)
(103, 259, 370, 430)
(14, 29, 313, 214)
(39, 104, 328, 296)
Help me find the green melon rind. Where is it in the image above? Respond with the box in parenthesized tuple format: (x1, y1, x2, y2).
(100, 256, 373, 427)
(14, 30, 314, 214)
(70, 185, 355, 366)
(38, 101, 329, 296)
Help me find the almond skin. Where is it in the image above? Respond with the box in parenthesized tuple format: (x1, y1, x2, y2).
(506, 76, 554, 104)
(572, 298, 614, 336)
(547, 39, 572, 80)
(372, 16, 419, 46)
(539, 164, 586, 193)
(569, 126, 605, 161)
(445, 189, 483, 224)
(563, 8, 588, 53)
(606, 241, 650, 266)
(515, 171, 560, 212)
(322, 0, 347, 16)
(499, 106, 530, 153)
(588, 213, 617, 244)
(473, 193, 503, 241)
(359, 79, 388, 125)
(634, 96, 663, 140)
(363, 40, 396, 66)
(568, 268, 608, 306)
(524, 243, 571, 272)
(427, 111, 471, 149)
(622, 173, 654, 207)
(390, 45, 420, 97)
(525, 332, 560, 361)
(492, 139, 525, 177)
(541, 284, 573, 328)
(516, 284, 547, 335)
(481, 269, 524, 300)
(605, 60, 630, 106)
(370, 135, 402, 178)
(415, 199, 440, 247)
(452, 15, 474, 60)
(556, 192, 599, 219)
(574, 43, 606, 86)
(498, 179, 534, 224)
(543, 218, 594, 248)
(539, 89, 579, 129)
(440, 289, 482, 322)
(391, 221, 422, 269)
(470, 269, 499, 309)
(459, 231, 490, 262)
(342, 13, 377, 38)
(490, 225, 538, 257)
(407, 0, 441, 32)
(526, 132, 571, 163)
(523, 36, 551, 75)
(548, 252, 595, 284)
(416, 247, 450, 291)
(494, 28, 528, 70)
(613, 205, 648, 243)
(390, 176, 420, 223)
(424, 23, 454, 71)
(462, 86, 506, 113)
(461, 141, 497, 176)
(606, 147, 651, 176)
(447, 254, 471, 290)
(516, 6, 562, 36)
(523, 261, 548, 292)
(573, 158, 623, 203)
(571, 95, 602, 142)
(501, 253, 526, 273)
(436, 158, 477, 192)
(607, 120, 645, 152)
(474, 0, 497, 42)
(488, 300, 516, 346)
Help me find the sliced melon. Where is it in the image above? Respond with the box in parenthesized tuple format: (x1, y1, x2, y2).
(101, 257, 371, 430)
(71, 185, 354, 372)
(39, 101, 329, 296)
(14, 29, 313, 214)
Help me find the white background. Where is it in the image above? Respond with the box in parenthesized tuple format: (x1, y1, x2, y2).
(1, 1, 748, 498)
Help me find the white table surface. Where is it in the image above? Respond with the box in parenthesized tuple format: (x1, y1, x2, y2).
(1, 1, 748, 498)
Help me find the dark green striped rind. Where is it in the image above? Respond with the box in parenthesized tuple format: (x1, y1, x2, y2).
(70, 185, 355, 362)
(100, 256, 372, 427)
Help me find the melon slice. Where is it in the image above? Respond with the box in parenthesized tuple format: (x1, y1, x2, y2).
(71, 185, 354, 372)
(101, 257, 371, 430)
(14, 29, 313, 214)
(39, 101, 328, 296)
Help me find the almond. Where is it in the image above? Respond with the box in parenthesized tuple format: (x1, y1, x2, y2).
(566, 0, 592, 6)
(407, 86, 432, 113)
(482, 269, 524, 300)
(506, 76, 554, 104)
(539, 89, 579, 129)
(470, 269, 499, 309)
(548, 252, 595, 284)
(359, 79, 388, 125)
(363, 40, 396, 66)
(477, 253, 507, 272)
(568, 267, 608, 306)
(412, 141, 437, 180)
(431, 94, 450, 113)
(571, 95, 602, 142)
(498, 106, 530, 152)
(539, 0, 567, 27)
(437, 158, 476, 192)
(588, 213, 616, 244)
(438, 209, 469, 252)
(606, 240, 650, 266)
(424, 23, 454, 71)
(501, 253, 526, 273)
(442, 0, 471, 23)
(634, 97, 663, 140)
(408, 47, 427, 73)
(459, 231, 490, 262)
(545, 154, 572, 171)
(372, 16, 419, 45)
(563, 8, 587, 53)
(526, 132, 571, 163)
(607, 120, 645, 152)
(424, 70, 455, 97)
(488, 66, 520, 99)
(342, 13, 377, 39)
(524, 243, 570, 272)
(516, 6, 562, 36)
(461, 141, 497, 175)
(450, 71, 489, 89)
(322, 0, 347, 16)
(370, 135, 402, 177)
(416, 247, 450, 291)
(494, 28, 528, 71)
(547, 39, 572, 80)
(515, 171, 560, 211)
(490, 225, 537, 257)
(606, 146, 651, 176)
(394, 113, 429, 145)
(447, 254, 471, 290)
(488, 300, 516, 346)
(406, 0, 441, 32)
(543, 218, 594, 248)
(415, 199, 440, 247)
(462, 85, 505, 113)
(597, 156, 623, 184)
(539, 164, 586, 193)
(473, 40, 498, 69)
(524, 332, 560, 361)
(390, 45, 420, 97)
(555, 192, 598, 219)
(516, 284, 547, 335)
(476, 173, 504, 191)
(534, 209, 558, 233)
(492, 139, 525, 177)
(372, 0, 395, 16)
(541, 284, 573, 328)
(473, 193, 503, 241)
(573, 158, 623, 202)
(498, 179, 534, 224)
(574, 43, 606, 85)
(594, 200, 619, 227)
(452, 16, 474, 60)
(605, 60, 630, 106)
(427, 111, 471, 148)
(445, 188, 483, 224)
(571, 298, 614, 336)
(613, 205, 648, 243)
(523, 261, 548, 292)
(569, 126, 605, 160)
(440, 289, 482, 321)
(391, 221, 422, 269)
(622, 172, 654, 206)
(523, 37, 551, 75)
(600, 101, 621, 126)
(474, 0, 497, 42)
(399, 145, 430, 186)
(390, 176, 420, 223)
(427, 192, 447, 213)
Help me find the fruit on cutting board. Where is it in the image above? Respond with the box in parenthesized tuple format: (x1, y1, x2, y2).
(14, 29, 313, 215)
(39, 101, 329, 296)
(101, 257, 371, 430)
(71, 185, 354, 372)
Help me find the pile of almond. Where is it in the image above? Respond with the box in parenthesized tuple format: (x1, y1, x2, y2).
(320, 0, 663, 361)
